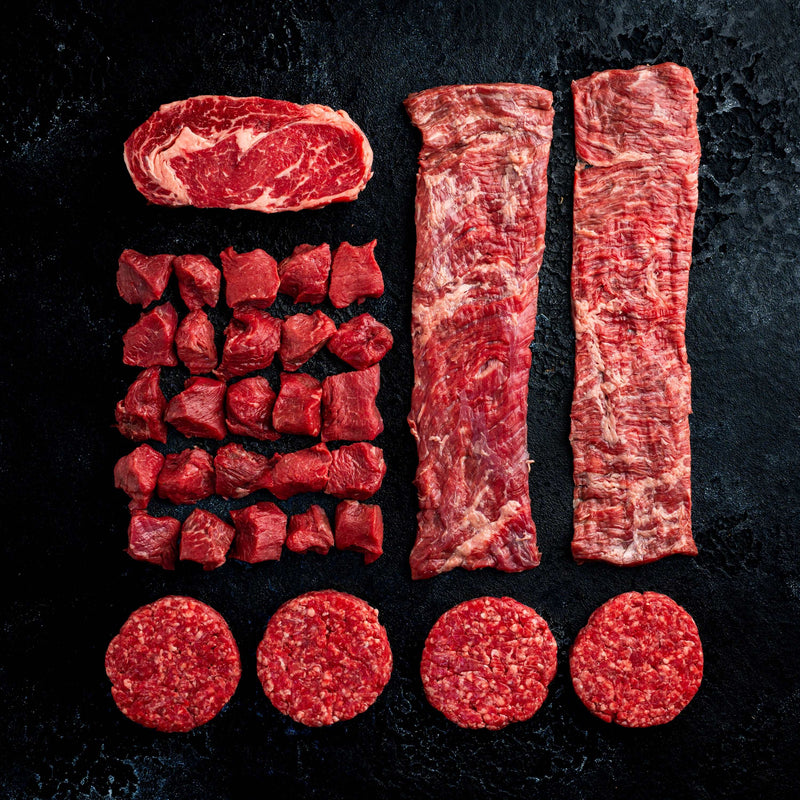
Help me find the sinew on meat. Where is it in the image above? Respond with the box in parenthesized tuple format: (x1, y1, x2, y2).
(404, 84, 553, 579)
(570, 64, 700, 565)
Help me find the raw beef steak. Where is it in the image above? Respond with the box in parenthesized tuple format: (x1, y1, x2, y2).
(114, 444, 164, 511)
(156, 448, 215, 504)
(220, 247, 279, 309)
(326, 443, 386, 500)
(279, 311, 335, 371)
(334, 501, 383, 563)
(278, 243, 331, 304)
(214, 443, 270, 499)
(117, 249, 173, 306)
(286, 506, 334, 555)
(173, 254, 220, 309)
(122, 303, 178, 368)
(328, 241, 384, 308)
(180, 508, 235, 570)
(326, 313, 393, 370)
(225, 376, 279, 441)
(263, 444, 332, 500)
(125, 512, 181, 570)
(272, 372, 322, 436)
(216, 308, 281, 379)
(165, 377, 227, 440)
(321, 365, 383, 442)
(229, 502, 287, 563)
(115, 367, 167, 443)
(175, 309, 217, 374)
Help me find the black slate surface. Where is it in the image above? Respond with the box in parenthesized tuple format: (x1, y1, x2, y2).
(2, 1, 800, 798)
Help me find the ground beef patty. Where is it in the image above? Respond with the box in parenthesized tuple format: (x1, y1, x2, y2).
(420, 596, 557, 730)
(257, 590, 392, 726)
(570, 591, 703, 727)
(105, 596, 241, 732)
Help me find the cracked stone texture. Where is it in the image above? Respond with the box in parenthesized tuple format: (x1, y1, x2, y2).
(2, 0, 799, 798)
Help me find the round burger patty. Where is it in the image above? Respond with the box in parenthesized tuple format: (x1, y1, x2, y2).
(570, 591, 703, 727)
(257, 590, 392, 726)
(420, 596, 558, 730)
(105, 595, 241, 732)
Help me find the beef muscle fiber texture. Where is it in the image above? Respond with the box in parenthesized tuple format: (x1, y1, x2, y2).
(570, 63, 700, 565)
(404, 84, 553, 579)
(124, 95, 373, 213)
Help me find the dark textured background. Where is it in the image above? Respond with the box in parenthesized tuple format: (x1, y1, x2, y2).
(2, 1, 799, 798)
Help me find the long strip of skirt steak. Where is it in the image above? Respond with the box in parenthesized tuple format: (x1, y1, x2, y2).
(404, 84, 553, 579)
(570, 63, 700, 565)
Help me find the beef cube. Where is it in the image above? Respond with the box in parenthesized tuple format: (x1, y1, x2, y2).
(214, 443, 270, 499)
(334, 501, 383, 563)
(326, 443, 386, 500)
(278, 243, 331, 304)
(229, 502, 287, 562)
(220, 246, 279, 308)
(279, 310, 336, 371)
(173, 254, 221, 309)
(180, 508, 235, 570)
(225, 376, 279, 441)
(286, 505, 334, 554)
(272, 373, 323, 436)
(263, 443, 331, 500)
(114, 444, 165, 511)
(126, 512, 181, 569)
(122, 302, 179, 367)
(117, 249, 173, 306)
(156, 448, 214, 504)
(327, 313, 393, 370)
(175, 309, 218, 374)
(165, 376, 227, 440)
(216, 308, 281, 379)
(329, 241, 384, 308)
(115, 367, 167, 443)
(321, 365, 383, 441)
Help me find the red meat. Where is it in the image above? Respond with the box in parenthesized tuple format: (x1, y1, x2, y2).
(180, 508, 235, 570)
(326, 443, 386, 500)
(278, 243, 331, 304)
(272, 373, 322, 436)
(114, 444, 165, 511)
(326, 313, 392, 370)
(156, 448, 215, 504)
(175, 309, 218, 374)
(214, 443, 270, 499)
(126, 512, 181, 569)
(165, 376, 227, 440)
(229, 502, 287, 562)
(220, 247, 279, 309)
(115, 367, 167, 443)
(263, 444, 331, 500)
(116, 249, 173, 306)
(122, 302, 179, 367)
(328, 241, 384, 308)
(173, 254, 221, 309)
(279, 311, 336, 371)
(216, 308, 281, 379)
(321, 365, 383, 442)
(334, 501, 383, 563)
(225, 376, 279, 441)
(286, 506, 334, 554)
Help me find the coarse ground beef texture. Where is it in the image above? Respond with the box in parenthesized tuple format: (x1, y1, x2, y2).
(257, 590, 392, 727)
(420, 596, 557, 730)
(569, 591, 703, 727)
(105, 596, 241, 732)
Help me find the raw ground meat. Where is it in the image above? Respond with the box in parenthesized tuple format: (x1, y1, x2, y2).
(180, 508, 235, 570)
(175, 309, 218, 374)
(122, 302, 179, 367)
(114, 444, 164, 511)
(326, 443, 386, 500)
(225, 376, 279, 441)
(256, 590, 392, 726)
(405, 83, 553, 579)
(124, 96, 373, 213)
(321, 365, 383, 442)
(420, 596, 557, 730)
(216, 308, 281, 379)
(105, 596, 240, 731)
(117, 249, 173, 306)
(165, 377, 227, 440)
(334, 501, 383, 563)
(229, 502, 287, 562)
(115, 367, 167, 443)
(328, 241, 384, 308)
(569, 591, 703, 727)
(173, 254, 220, 310)
(326, 313, 393, 370)
(278, 243, 331, 304)
(220, 247, 279, 309)
(214, 443, 270, 499)
(125, 512, 181, 569)
(272, 372, 322, 437)
(286, 506, 334, 554)
(570, 63, 700, 566)
(156, 448, 214, 504)
(279, 310, 336, 371)
(263, 444, 331, 500)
